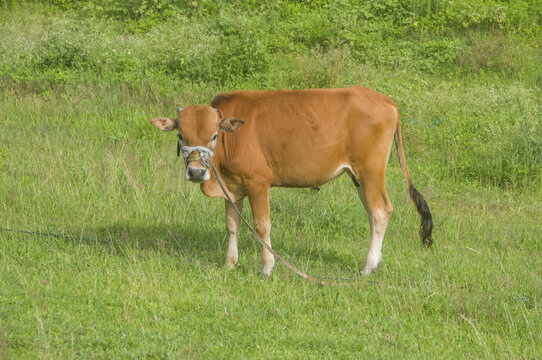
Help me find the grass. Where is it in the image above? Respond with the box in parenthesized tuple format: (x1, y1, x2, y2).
(1, 78, 541, 359)
(1, 1, 541, 359)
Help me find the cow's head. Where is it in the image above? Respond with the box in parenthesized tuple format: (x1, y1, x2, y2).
(151, 105, 244, 182)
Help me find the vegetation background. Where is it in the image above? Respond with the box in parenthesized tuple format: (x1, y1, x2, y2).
(1, 0, 541, 358)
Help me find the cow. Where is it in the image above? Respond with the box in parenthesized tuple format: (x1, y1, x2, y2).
(151, 87, 433, 276)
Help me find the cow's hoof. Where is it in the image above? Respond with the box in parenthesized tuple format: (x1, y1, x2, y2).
(362, 262, 382, 275)
(226, 256, 238, 270)
(260, 265, 274, 276)
(361, 264, 380, 275)
(362, 256, 381, 275)
(260, 257, 275, 276)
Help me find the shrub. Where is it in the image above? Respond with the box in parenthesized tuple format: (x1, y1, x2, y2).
(34, 25, 89, 70)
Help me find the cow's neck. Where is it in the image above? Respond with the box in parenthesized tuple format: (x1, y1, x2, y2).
(199, 139, 233, 200)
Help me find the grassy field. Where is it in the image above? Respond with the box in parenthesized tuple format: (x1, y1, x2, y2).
(1, 1, 541, 359)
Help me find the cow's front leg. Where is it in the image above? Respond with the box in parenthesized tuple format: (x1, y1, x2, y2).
(225, 198, 244, 269)
(247, 187, 274, 276)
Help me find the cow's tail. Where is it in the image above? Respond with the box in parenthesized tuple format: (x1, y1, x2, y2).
(393, 106, 434, 246)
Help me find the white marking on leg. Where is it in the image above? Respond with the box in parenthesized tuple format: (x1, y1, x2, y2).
(255, 220, 274, 276)
(362, 206, 390, 275)
(226, 235, 238, 270)
(225, 200, 242, 269)
(355, 187, 392, 275)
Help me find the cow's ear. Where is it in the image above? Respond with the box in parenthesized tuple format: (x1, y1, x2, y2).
(219, 118, 245, 132)
(150, 117, 176, 132)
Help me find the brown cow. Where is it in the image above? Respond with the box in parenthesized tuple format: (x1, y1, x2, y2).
(151, 87, 433, 276)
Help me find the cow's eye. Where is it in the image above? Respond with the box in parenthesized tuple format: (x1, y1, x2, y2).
(212, 134, 218, 141)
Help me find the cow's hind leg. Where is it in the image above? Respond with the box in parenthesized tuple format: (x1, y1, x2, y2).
(225, 198, 244, 269)
(350, 169, 393, 275)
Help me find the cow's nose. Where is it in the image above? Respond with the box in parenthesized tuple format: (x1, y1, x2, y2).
(187, 166, 207, 181)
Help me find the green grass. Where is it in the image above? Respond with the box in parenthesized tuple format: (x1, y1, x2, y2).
(1, 77, 541, 359)
(1, 1, 541, 359)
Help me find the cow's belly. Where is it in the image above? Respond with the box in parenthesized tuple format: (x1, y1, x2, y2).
(262, 130, 354, 187)
(269, 159, 352, 188)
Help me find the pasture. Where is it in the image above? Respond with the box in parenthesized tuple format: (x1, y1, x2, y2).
(1, 1, 541, 358)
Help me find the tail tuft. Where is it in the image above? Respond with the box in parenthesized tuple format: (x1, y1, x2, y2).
(409, 185, 434, 246)
(393, 103, 434, 247)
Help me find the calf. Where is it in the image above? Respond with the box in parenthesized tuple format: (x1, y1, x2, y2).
(151, 87, 433, 275)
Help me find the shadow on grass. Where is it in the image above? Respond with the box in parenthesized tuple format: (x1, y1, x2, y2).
(66, 222, 228, 267)
(64, 221, 361, 273)
(2, 220, 365, 275)
(60, 214, 367, 269)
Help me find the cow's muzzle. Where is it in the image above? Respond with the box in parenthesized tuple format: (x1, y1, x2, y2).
(185, 165, 210, 182)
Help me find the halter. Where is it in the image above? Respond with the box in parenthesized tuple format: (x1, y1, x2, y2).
(178, 144, 214, 168)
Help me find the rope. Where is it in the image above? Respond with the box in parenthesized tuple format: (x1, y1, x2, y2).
(1, 225, 396, 287)
(0, 227, 94, 242)
(0, 227, 198, 264)
(3, 224, 395, 287)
